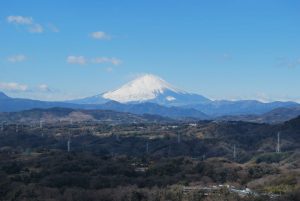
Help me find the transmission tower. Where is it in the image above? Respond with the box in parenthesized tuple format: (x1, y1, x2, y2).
(233, 144, 236, 160)
(39, 120, 43, 129)
(67, 134, 71, 152)
(276, 132, 281, 153)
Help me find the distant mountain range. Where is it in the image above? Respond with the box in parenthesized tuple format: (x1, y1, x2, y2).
(0, 92, 208, 119)
(1, 74, 300, 122)
(218, 106, 300, 124)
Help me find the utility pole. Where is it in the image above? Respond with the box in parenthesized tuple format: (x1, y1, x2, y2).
(67, 134, 71, 152)
(233, 144, 236, 161)
(276, 132, 281, 153)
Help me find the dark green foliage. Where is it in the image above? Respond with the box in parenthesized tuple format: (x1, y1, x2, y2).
(255, 152, 290, 164)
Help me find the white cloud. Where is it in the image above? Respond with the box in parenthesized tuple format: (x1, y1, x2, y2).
(66, 56, 86, 65)
(7, 54, 27, 63)
(29, 23, 43, 33)
(0, 82, 57, 97)
(91, 57, 122, 66)
(0, 82, 28, 92)
(48, 23, 60, 32)
(7, 16, 33, 24)
(7, 15, 43, 33)
(90, 31, 111, 40)
(38, 84, 51, 92)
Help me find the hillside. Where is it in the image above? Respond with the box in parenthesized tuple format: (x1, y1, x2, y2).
(0, 114, 299, 200)
(218, 106, 300, 124)
(0, 107, 173, 124)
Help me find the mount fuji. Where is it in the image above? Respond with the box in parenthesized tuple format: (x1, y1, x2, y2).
(70, 74, 211, 106)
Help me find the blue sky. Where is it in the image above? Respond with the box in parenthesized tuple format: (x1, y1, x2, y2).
(0, 0, 300, 102)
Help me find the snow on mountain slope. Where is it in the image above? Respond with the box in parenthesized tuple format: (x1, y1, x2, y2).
(69, 74, 211, 106)
(102, 74, 185, 103)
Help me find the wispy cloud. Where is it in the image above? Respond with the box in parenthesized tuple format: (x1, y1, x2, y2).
(0, 82, 54, 94)
(0, 83, 75, 101)
(221, 53, 232, 61)
(7, 15, 43, 33)
(66, 56, 87, 65)
(0, 82, 28, 92)
(47, 23, 60, 33)
(90, 31, 111, 40)
(213, 92, 300, 103)
(67, 56, 122, 67)
(7, 54, 27, 63)
(105, 67, 114, 72)
(28, 24, 43, 33)
(38, 84, 51, 92)
(91, 57, 122, 66)
(7, 16, 33, 24)
(276, 57, 300, 69)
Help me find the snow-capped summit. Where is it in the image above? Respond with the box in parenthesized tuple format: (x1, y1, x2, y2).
(103, 74, 185, 103)
(70, 74, 211, 106)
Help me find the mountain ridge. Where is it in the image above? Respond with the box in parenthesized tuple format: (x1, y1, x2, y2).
(1, 91, 300, 122)
(0, 92, 208, 119)
(1, 74, 299, 120)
